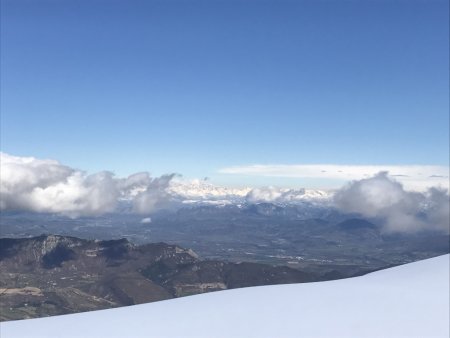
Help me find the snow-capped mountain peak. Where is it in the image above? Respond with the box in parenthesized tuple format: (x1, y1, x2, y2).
(167, 179, 332, 206)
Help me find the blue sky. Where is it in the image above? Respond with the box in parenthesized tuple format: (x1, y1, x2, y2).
(1, 0, 448, 187)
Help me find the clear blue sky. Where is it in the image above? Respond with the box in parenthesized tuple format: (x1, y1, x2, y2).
(1, 0, 448, 184)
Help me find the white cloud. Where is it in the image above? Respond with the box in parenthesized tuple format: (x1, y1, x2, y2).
(334, 172, 449, 233)
(132, 174, 176, 214)
(24, 171, 120, 216)
(140, 217, 152, 224)
(219, 164, 449, 191)
(0, 153, 175, 217)
(1, 153, 448, 233)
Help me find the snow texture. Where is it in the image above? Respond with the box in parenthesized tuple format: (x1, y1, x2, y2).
(1, 255, 449, 338)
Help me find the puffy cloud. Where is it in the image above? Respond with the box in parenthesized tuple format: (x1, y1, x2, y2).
(423, 188, 450, 233)
(117, 172, 152, 196)
(334, 172, 449, 233)
(132, 174, 176, 214)
(0, 153, 175, 217)
(0, 153, 73, 199)
(2, 153, 448, 234)
(24, 171, 119, 217)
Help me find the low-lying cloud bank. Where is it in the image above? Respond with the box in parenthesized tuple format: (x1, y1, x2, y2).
(334, 172, 449, 233)
(0, 153, 175, 217)
(1, 153, 448, 233)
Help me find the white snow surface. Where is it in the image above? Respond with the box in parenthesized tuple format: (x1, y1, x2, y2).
(2, 255, 449, 338)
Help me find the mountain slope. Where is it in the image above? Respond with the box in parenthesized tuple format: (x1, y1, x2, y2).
(0, 235, 317, 320)
(2, 254, 448, 338)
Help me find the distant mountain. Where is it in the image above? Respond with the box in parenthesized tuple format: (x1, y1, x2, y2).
(167, 179, 250, 205)
(336, 218, 378, 231)
(167, 179, 332, 206)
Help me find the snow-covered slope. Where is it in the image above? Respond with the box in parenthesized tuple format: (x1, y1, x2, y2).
(2, 255, 448, 338)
